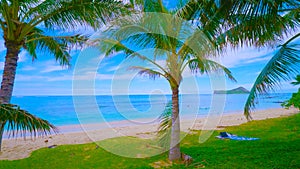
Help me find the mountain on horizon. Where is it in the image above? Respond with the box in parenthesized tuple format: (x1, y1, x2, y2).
(214, 87, 250, 94)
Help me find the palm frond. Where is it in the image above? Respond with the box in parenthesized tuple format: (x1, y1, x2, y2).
(244, 33, 300, 119)
(94, 37, 171, 78)
(0, 104, 57, 138)
(291, 75, 300, 85)
(129, 66, 164, 80)
(186, 58, 237, 82)
(223, 0, 299, 47)
(157, 101, 172, 150)
(144, 0, 168, 13)
(21, 0, 129, 31)
(25, 28, 87, 65)
(178, 28, 216, 58)
(100, 13, 183, 57)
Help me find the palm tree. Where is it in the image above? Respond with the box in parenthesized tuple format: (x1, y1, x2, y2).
(94, 2, 236, 161)
(282, 75, 300, 109)
(0, 0, 128, 151)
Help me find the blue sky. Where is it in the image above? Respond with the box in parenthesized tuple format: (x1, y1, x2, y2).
(0, 38, 297, 96)
(0, 1, 298, 96)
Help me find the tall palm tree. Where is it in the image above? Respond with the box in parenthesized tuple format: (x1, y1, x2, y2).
(94, 2, 236, 161)
(0, 0, 128, 151)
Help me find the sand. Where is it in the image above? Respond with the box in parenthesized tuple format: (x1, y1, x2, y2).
(0, 107, 298, 160)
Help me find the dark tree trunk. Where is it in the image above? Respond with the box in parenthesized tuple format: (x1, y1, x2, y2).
(169, 86, 181, 161)
(0, 41, 20, 104)
(0, 40, 21, 151)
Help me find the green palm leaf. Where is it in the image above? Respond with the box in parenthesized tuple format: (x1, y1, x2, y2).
(157, 101, 172, 150)
(244, 33, 300, 119)
(129, 66, 165, 80)
(25, 28, 87, 65)
(187, 58, 237, 82)
(0, 104, 57, 138)
(291, 75, 300, 85)
(19, 0, 129, 36)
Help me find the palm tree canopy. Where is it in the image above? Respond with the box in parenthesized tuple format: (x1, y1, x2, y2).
(179, 0, 299, 48)
(244, 34, 300, 119)
(94, 12, 236, 86)
(176, 0, 300, 119)
(0, 0, 129, 65)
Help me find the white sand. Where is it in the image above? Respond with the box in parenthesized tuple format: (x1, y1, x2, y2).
(0, 107, 298, 160)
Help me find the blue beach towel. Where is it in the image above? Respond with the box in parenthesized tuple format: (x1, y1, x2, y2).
(216, 132, 259, 141)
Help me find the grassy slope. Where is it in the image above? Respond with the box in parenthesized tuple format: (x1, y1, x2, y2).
(0, 113, 299, 169)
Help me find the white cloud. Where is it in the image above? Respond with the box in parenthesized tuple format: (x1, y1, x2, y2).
(18, 51, 28, 62)
(214, 46, 274, 68)
(21, 66, 35, 71)
(38, 60, 69, 73)
(41, 65, 68, 73)
(72, 72, 111, 81)
(107, 65, 120, 72)
(15, 74, 48, 82)
(0, 40, 5, 53)
(0, 62, 4, 71)
(47, 75, 73, 81)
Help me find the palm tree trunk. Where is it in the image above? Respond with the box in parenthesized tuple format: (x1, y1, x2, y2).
(0, 41, 20, 104)
(169, 86, 181, 161)
(0, 40, 21, 151)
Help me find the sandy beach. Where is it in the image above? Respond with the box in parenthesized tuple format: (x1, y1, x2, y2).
(0, 107, 298, 160)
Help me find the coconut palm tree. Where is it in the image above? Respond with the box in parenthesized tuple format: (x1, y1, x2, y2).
(0, 0, 128, 151)
(94, 1, 236, 161)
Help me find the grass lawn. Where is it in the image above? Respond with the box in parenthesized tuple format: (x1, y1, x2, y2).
(0, 113, 299, 169)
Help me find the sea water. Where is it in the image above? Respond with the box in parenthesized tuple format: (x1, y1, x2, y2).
(10, 93, 292, 126)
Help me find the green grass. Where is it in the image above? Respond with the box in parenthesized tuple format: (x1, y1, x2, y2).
(0, 114, 299, 169)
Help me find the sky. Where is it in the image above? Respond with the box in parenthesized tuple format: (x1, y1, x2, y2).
(0, 1, 298, 96)
(0, 35, 297, 96)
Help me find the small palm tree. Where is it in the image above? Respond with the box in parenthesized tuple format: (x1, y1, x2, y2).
(95, 2, 236, 160)
(282, 75, 300, 109)
(0, 0, 128, 151)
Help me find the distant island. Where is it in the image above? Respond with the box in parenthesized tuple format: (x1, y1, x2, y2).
(214, 87, 250, 94)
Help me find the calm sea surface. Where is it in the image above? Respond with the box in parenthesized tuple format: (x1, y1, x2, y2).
(10, 93, 292, 126)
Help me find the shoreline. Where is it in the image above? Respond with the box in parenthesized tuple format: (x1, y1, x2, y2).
(0, 107, 298, 160)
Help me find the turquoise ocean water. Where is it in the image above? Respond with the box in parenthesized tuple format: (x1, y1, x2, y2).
(11, 93, 292, 126)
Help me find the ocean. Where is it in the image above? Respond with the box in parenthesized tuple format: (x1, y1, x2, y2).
(11, 93, 292, 126)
